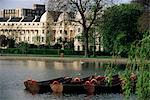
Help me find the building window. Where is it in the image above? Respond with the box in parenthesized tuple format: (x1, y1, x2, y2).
(78, 28, 80, 33)
(64, 30, 67, 35)
(78, 46, 80, 51)
(60, 22, 62, 26)
(28, 37, 30, 41)
(82, 45, 85, 50)
(19, 37, 21, 41)
(27, 30, 29, 33)
(53, 30, 56, 34)
(35, 30, 38, 34)
(41, 37, 44, 42)
(47, 30, 49, 33)
(65, 23, 67, 26)
(60, 30, 62, 34)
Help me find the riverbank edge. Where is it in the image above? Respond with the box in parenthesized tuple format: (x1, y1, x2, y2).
(0, 54, 128, 64)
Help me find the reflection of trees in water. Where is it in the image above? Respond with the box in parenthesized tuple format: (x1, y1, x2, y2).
(81, 62, 126, 71)
(81, 62, 104, 70)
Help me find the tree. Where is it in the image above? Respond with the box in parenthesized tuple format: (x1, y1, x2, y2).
(131, 0, 150, 33)
(100, 4, 143, 56)
(0, 35, 7, 47)
(131, 0, 150, 8)
(47, 0, 113, 57)
(88, 26, 101, 56)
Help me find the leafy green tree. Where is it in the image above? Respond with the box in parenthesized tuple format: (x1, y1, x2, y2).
(0, 35, 7, 47)
(16, 42, 29, 54)
(100, 4, 143, 56)
(131, 0, 150, 33)
(47, 0, 113, 57)
(131, 0, 150, 8)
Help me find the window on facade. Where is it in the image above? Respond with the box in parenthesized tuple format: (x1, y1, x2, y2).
(78, 46, 80, 51)
(65, 37, 67, 41)
(60, 22, 62, 26)
(53, 30, 56, 34)
(19, 37, 21, 41)
(41, 37, 44, 42)
(60, 30, 62, 34)
(28, 37, 30, 41)
(23, 30, 25, 33)
(35, 30, 38, 34)
(83, 45, 85, 50)
(64, 30, 67, 35)
(78, 28, 80, 33)
(27, 30, 29, 33)
(65, 23, 67, 26)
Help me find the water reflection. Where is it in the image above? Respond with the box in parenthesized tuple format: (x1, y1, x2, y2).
(53, 61, 82, 71)
(0, 59, 127, 100)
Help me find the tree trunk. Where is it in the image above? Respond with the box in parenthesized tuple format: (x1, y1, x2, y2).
(93, 40, 96, 57)
(83, 29, 89, 57)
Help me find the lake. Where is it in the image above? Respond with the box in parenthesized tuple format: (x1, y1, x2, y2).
(0, 59, 135, 100)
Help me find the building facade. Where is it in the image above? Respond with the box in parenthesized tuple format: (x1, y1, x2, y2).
(0, 4, 102, 51)
(0, 4, 45, 17)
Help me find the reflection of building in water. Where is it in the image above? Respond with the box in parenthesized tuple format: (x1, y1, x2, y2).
(72, 61, 82, 71)
(53, 61, 82, 71)
(26, 60, 46, 70)
(53, 61, 64, 70)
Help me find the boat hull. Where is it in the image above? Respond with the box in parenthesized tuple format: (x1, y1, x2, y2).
(24, 75, 135, 94)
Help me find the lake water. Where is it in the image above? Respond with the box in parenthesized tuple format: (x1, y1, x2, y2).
(0, 59, 135, 100)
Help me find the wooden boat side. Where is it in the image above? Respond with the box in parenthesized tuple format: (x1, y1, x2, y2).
(24, 75, 136, 94)
(24, 77, 66, 94)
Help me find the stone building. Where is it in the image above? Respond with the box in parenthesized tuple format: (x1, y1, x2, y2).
(0, 4, 45, 17)
(0, 4, 102, 51)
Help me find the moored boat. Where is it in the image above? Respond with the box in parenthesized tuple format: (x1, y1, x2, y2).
(24, 74, 136, 94)
(24, 77, 71, 94)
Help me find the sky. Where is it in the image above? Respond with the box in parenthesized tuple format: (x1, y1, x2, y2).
(0, 0, 131, 9)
